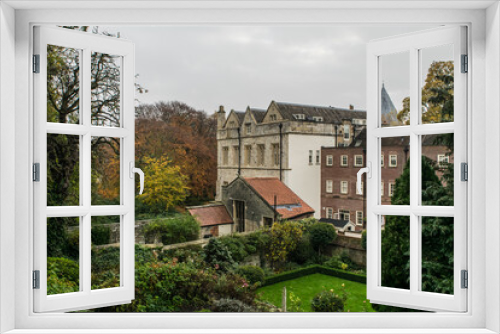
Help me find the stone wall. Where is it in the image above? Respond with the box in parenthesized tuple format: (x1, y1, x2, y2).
(327, 235, 366, 267)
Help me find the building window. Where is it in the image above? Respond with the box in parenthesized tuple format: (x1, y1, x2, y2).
(340, 209, 350, 221)
(269, 114, 277, 121)
(381, 154, 384, 167)
(233, 146, 239, 165)
(344, 124, 350, 139)
(340, 181, 348, 194)
(257, 144, 265, 166)
(272, 143, 280, 166)
(326, 180, 333, 193)
(326, 155, 333, 166)
(313, 116, 323, 122)
(356, 182, 363, 195)
(326, 207, 333, 219)
(294, 113, 305, 120)
(222, 146, 229, 165)
(356, 211, 363, 226)
(245, 123, 251, 134)
(263, 217, 273, 227)
(437, 154, 449, 168)
(316, 150, 320, 164)
(381, 182, 384, 197)
(229, 120, 236, 127)
(354, 155, 363, 167)
(389, 182, 396, 197)
(340, 155, 348, 167)
(244, 145, 252, 166)
(389, 154, 397, 167)
(309, 150, 313, 164)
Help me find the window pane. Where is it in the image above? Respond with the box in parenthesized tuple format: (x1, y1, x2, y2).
(421, 216, 454, 295)
(91, 216, 121, 290)
(421, 134, 454, 206)
(47, 45, 80, 124)
(91, 52, 122, 127)
(381, 136, 410, 205)
(47, 217, 80, 295)
(381, 215, 410, 290)
(91, 137, 121, 205)
(420, 44, 454, 124)
(47, 134, 80, 206)
(379, 52, 409, 127)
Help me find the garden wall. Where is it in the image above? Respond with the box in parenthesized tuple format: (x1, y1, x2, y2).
(328, 235, 366, 267)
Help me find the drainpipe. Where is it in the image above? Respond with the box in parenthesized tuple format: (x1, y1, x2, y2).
(335, 125, 339, 147)
(279, 123, 283, 181)
(237, 126, 241, 176)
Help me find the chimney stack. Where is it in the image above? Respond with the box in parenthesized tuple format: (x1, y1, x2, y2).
(349, 104, 354, 110)
(216, 105, 226, 130)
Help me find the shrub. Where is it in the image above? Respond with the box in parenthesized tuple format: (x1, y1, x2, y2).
(203, 238, 236, 271)
(144, 215, 200, 245)
(311, 290, 344, 312)
(91, 224, 111, 245)
(309, 223, 337, 255)
(289, 235, 315, 265)
(361, 230, 367, 250)
(219, 235, 248, 262)
(237, 265, 265, 285)
(265, 221, 304, 270)
(262, 265, 366, 286)
(47, 257, 79, 295)
(210, 298, 256, 312)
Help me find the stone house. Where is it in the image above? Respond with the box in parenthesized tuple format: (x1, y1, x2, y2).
(216, 100, 366, 219)
(187, 204, 234, 238)
(220, 176, 315, 232)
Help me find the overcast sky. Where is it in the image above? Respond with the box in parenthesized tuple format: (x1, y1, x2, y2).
(110, 25, 440, 115)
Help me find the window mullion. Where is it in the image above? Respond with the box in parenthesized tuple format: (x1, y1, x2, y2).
(409, 46, 420, 294)
(81, 47, 92, 294)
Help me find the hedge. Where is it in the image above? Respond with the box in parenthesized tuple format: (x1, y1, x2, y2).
(262, 265, 366, 287)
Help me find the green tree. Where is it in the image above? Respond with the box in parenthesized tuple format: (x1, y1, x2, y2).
(308, 222, 337, 255)
(138, 156, 189, 213)
(265, 221, 304, 271)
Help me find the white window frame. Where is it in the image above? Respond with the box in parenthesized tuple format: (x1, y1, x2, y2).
(326, 207, 333, 219)
(438, 154, 450, 168)
(389, 154, 397, 167)
(340, 181, 349, 194)
(356, 211, 363, 226)
(316, 150, 320, 164)
(354, 154, 363, 167)
(388, 182, 396, 197)
(326, 155, 333, 166)
(326, 180, 333, 194)
(339, 209, 350, 222)
(340, 154, 348, 166)
(381, 182, 384, 197)
(3, 3, 495, 334)
(367, 26, 468, 313)
(381, 153, 384, 167)
(309, 150, 313, 164)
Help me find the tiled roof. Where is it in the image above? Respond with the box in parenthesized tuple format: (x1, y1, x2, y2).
(274, 101, 366, 124)
(234, 111, 245, 124)
(188, 204, 234, 227)
(244, 177, 315, 219)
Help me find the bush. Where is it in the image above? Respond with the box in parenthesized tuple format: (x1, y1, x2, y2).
(361, 230, 367, 250)
(144, 215, 200, 245)
(219, 235, 248, 262)
(203, 238, 236, 271)
(289, 235, 315, 265)
(91, 224, 111, 245)
(47, 257, 79, 295)
(237, 265, 265, 285)
(210, 298, 256, 312)
(309, 223, 337, 255)
(311, 290, 344, 312)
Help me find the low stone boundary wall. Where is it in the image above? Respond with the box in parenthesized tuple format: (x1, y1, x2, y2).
(327, 235, 366, 267)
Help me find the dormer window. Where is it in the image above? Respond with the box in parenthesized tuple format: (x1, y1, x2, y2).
(228, 121, 236, 127)
(269, 114, 277, 121)
(245, 123, 251, 134)
(293, 114, 306, 120)
(313, 116, 324, 122)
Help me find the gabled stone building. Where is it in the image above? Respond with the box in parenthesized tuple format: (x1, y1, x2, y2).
(216, 101, 366, 218)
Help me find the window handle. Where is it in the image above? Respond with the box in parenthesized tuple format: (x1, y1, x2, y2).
(129, 162, 145, 195)
(357, 162, 371, 194)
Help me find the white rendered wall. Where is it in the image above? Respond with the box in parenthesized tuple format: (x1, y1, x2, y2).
(287, 134, 336, 219)
(219, 224, 232, 236)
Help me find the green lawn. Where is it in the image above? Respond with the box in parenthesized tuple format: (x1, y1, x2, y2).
(257, 273, 375, 312)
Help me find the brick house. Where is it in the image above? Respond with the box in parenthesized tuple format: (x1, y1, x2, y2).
(321, 129, 453, 230)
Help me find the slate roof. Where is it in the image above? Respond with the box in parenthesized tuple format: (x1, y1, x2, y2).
(319, 218, 351, 229)
(249, 108, 267, 123)
(244, 177, 315, 219)
(234, 111, 246, 124)
(273, 101, 366, 124)
(188, 204, 234, 227)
